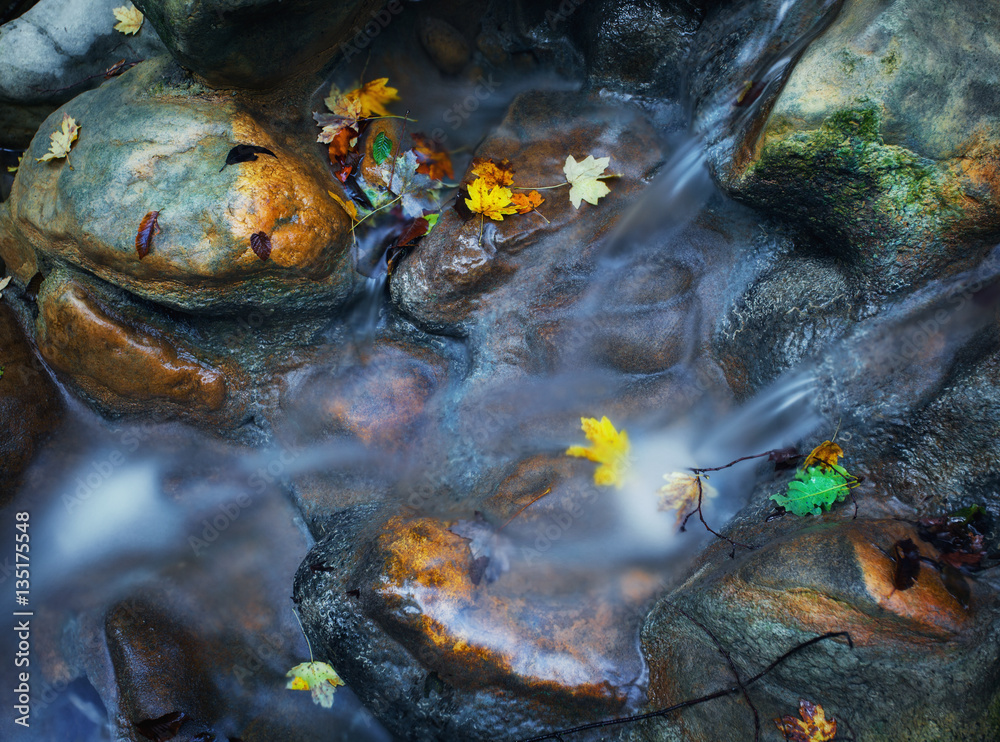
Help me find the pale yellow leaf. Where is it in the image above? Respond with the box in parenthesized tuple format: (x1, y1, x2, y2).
(35, 113, 79, 167)
(113, 5, 143, 35)
(563, 154, 612, 208)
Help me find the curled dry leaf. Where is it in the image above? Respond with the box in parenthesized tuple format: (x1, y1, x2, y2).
(113, 4, 143, 35)
(773, 699, 837, 742)
(465, 177, 517, 221)
(249, 231, 272, 261)
(563, 154, 612, 208)
(286, 661, 344, 708)
(566, 416, 631, 488)
(658, 472, 718, 529)
(135, 210, 160, 259)
(328, 191, 358, 221)
(36, 113, 79, 167)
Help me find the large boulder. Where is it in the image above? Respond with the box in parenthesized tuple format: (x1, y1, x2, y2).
(133, 0, 387, 89)
(1, 55, 357, 312)
(719, 0, 1000, 288)
(0, 0, 167, 148)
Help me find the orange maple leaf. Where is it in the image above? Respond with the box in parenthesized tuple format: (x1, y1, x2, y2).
(774, 699, 837, 742)
(510, 189, 544, 214)
(465, 177, 518, 221)
(412, 133, 453, 181)
(802, 441, 844, 471)
(470, 157, 514, 188)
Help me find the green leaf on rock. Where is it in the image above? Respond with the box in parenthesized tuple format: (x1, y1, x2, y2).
(770, 465, 854, 517)
(373, 131, 393, 165)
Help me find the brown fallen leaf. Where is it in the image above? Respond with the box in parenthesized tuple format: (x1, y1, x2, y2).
(774, 699, 837, 742)
(411, 133, 453, 181)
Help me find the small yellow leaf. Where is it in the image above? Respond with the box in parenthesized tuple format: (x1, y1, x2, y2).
(658, 472, 717, 529)
(6, 155, 22, 173)
(0, 276, 11, 300)
(285, 661, 344, 708)
(564, 154, 612, 208)
(112, 5, 143, 35)
(566, 416, 631, 488)
(36, 113, 79, 167)
(328, 190, 358, 221)
(803, 441, 844, 471)
(465, 177, 518, 221)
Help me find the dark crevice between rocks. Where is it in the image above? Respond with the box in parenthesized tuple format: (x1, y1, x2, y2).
(0, 0, 39, 25)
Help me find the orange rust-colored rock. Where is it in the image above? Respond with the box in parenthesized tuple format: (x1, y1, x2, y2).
(356, 515, 647, 710)
(35, 269, 227, 415)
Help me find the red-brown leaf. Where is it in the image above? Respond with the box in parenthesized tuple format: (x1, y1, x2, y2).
(250, 231, 272, 261)
(397, 217, 429, 248)
(412, 133, 453, 181)
(135, 210, 160, 259)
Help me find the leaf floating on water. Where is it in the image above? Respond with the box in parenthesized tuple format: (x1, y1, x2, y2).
(249, 231, 272, 261)
(220, 144, 278, 171)
(135, 710, 187, 741)
(135, 210, 160, 259)
(326, 78, 400, 119)
(36, 113, 79, 168)
(286, 661, 344, 708)
(372, 131, 393, 165)
(773, 699, 838, 742)
(917, 505, 988, 571)
(112, 4, 143, 35)
(891, 538, 921, 590)
(396, 217, 429, 248)
(566, 416, 631, 488)
(412, 133, 453, 181)
(658, 472, 717, 530)
(563, 154, 612, 208)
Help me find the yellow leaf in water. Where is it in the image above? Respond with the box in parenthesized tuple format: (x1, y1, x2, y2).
(36, 113, 79, 168)
(325, 78, 399, 119)
(658, 472, 718, 529)
(112, 5, 143, 35)
(774, 699, 838, 741)
(563, 154, 612, 208)
(566, 416, 631, 488)
(285, 661, 344, 708)
(465, 177, 518, 221)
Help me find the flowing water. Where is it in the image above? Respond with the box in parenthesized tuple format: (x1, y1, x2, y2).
(13, 0, 994, 738)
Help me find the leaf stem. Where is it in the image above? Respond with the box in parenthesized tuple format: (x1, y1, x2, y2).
(511, 182, 568, 190)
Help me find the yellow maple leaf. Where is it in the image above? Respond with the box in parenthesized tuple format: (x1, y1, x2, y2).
(774, 699, 838, 741)
(325, 78, 399, 119)
(511, 190, 544, 214)
(802, 440, 844, 471)
(470, 158, 514, 188)
(285, 661, 345, 708)
(112, 5, 143, 35)
(564, 154, 612, 208)
(566, 416, 631, 488)
(7, 154, 22, 173)
(36, 113, 80, 169)
(465, 177, 518, 221)
(657, 472, 717, 529)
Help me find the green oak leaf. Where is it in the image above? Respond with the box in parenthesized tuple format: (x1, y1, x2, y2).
(770, 465, 854, 517)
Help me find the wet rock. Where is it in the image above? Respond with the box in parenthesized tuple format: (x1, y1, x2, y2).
(719, 0, 1000, 289)
(576, 0, 703, 97)
(0, 0, 167, 148)
(295, 501, 655, 741)
(0, 301, 62, 505)
(418, 17, 471, 76)
(633, 518, 1000, 741)
(132, 0, 386, 90)
(34, 267, 243, 426)
(1, 55, 356, 313)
